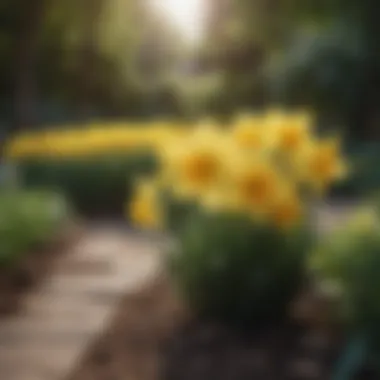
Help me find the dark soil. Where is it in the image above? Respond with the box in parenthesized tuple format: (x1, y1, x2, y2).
(0, 222, 84, 317)
(67, 275, 378, 380)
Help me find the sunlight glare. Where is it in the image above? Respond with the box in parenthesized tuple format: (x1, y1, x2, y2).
(150, 0, 207, 44)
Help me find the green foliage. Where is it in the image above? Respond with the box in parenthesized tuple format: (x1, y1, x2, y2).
(160, 191, 200, 235)
(268, 23, 375, 137)
(311, 208, 380, 335)
(169, 210, 311, 326)
(0, 189, 70, 268)
(330, 143, 380, 198)
(15, 151, 157, 217)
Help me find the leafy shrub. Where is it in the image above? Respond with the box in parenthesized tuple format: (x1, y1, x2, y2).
(311, 207, 380, 335)
(0, 189, 71, 268)
(160, 190, 200, 234)
(169, 211, 311, 325)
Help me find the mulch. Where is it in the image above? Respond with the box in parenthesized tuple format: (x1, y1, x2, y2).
(67, 274, 378, 380)
(0, 220, 84, 317)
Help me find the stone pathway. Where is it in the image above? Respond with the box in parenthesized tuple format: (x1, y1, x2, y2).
(0, 226, 164, 380)
(0, 203, 358, 380)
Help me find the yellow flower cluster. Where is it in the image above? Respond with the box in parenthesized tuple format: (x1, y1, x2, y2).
(4, 121, 185, 159)
(130, 110, 348, 230)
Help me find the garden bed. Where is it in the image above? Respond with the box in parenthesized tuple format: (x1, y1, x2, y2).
(0, 221, 84, 317)
(67, 274, 377, 380)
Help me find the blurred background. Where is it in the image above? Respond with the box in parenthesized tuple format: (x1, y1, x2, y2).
(2, 3, 380, 379)
(0, 0, 379, 133)
(1, 0, 380, 200)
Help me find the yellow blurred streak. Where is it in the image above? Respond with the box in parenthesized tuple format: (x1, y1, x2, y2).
(128, 177, 163, 229)
(4, 122, 185, 160)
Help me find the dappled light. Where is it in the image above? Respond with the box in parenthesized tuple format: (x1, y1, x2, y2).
(149, 0, 208, 44)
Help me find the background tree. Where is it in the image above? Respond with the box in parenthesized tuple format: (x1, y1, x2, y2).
(1, 0, 380, 140)
(268, 0, 380, 140)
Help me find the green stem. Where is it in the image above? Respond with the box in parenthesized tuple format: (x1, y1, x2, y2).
(332, 332, 369, 380)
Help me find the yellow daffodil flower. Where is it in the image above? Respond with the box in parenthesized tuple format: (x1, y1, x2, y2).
(269, 187, 302, 229)
(128, 179, 162, 229)
(232, 161, 281, 211)
(231, 113, 267, 150)
(266, 110, 313, 152)
(158, 124, 227, 199)
(175, 147, 223, 198)
(302, 137, 348, 191)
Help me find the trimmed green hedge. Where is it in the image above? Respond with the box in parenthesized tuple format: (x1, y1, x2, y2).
(13, 150, 158, 217)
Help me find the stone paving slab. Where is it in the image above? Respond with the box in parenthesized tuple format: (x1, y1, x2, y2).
(0, 227, 163, 380)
